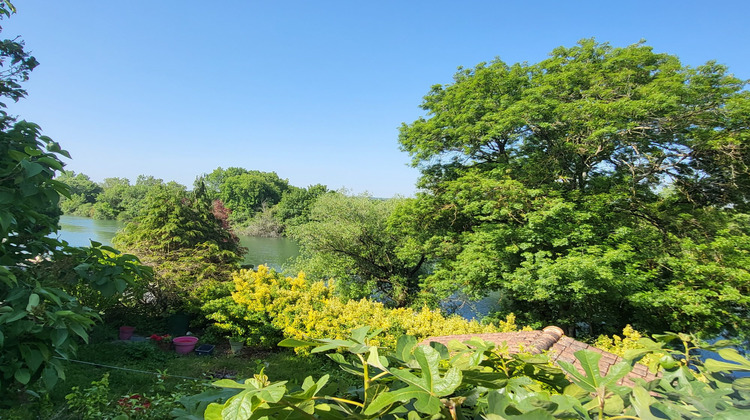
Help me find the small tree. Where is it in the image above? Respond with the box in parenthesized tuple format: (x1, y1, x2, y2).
(113, 184, 245, 315)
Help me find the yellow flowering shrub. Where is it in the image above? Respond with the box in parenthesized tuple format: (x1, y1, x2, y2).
(594, 325, 660, 369)
(214, 265, 520, 351)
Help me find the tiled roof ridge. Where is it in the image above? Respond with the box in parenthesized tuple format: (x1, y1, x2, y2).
(420, 325, 659, 386)
(528, 326, 565, 354)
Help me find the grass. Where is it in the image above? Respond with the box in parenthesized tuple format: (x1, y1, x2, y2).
(0, 323, 354, 419)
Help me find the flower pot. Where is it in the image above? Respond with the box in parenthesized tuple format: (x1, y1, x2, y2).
(173, 336, 199, 354)
(157, 341, 172, 351)
(229, 339, 244, 355)
(119, 326, 135, 340)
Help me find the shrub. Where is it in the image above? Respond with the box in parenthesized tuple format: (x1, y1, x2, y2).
(205, 265, 517, 350)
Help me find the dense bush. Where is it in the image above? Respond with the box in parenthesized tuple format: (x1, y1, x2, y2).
(204, 265, 517, 350)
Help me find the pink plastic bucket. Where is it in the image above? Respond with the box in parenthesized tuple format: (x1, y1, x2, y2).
(173, 336, 199, 354)
(119, 326, 135, 340)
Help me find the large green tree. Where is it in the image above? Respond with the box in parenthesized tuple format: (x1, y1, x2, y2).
(290, 193, 428, 307)
(198, 167, 291, 223)
(399, 40, 750, 337)
(55, 171, 102, 216)
(92, 175, 185, 221)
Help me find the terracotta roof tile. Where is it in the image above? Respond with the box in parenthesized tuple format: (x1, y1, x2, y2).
(421, 326, 658, 384)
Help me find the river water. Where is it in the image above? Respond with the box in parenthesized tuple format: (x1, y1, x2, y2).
(56, 215, 300, 271)
(55, 215, 496, 319)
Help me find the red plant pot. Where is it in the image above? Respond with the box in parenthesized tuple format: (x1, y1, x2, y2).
(119, 326, 135, 340)
(173, 336, 199, 354)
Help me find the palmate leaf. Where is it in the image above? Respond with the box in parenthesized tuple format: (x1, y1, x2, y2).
(363, 345, 462, 416)
(558, 350, 631, 393)
(208, 378, 288, 420)
(395, 334, 418, 363)
(485, 391, 556, 420)
(363, 385, 443, 416)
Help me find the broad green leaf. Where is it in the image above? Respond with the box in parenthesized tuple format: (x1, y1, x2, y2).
(36, 156, 62, 170)
(257, 382, 287, 403)
(213, 378, 253, 389)
(25, 293, 39, 312)
(733, 377, 750, 393)
(558, 361, 596, 393)
(363, 385, 442, 416)
(23, 348, 44, 372)
(575, 350, 602, 385)
(395, 335, 417, 362)
(278, 337, 316, 348)
(716, 348, 750, 370)
(602, 394, 624, 416)
(486, 391, 556, 420)
(624, 348, 652, 361)
(204, 403, 224, 420)
(42, 366, 58, 390)
(631, 385, 660, 420)
(367, 346, 388, 370)
(549, 394, 591, 420)
(601, 361, 631, 387)
(350, 325, 370, 343)
(221, 389, 257, 420)
(311, 339, 356, 353)
(68, 322, 89, 343)
(14, 368, 31, 384)
(704, 359, 748, 373)
(20, 160, 43, 177)
(461, 370, 510, 388)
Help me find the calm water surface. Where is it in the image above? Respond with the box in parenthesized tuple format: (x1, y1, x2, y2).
(56, 215, 299, 271)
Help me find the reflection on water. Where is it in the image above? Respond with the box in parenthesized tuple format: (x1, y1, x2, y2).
(239, 236, 300, 272)
(55, 215, 300, 272)
(55, 215, 124, 247)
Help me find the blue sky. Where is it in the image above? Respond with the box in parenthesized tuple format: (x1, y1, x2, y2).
(4, 1, 749, 197)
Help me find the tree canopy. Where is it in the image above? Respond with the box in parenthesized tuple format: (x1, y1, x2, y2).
(289, 192, 428, 308)
(197, 167, 291, 222)
(399, 40, 750, 337)
(112, 184, 245, 314)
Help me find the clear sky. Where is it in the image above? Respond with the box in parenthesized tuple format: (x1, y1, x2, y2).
(4, 1, 748, 197)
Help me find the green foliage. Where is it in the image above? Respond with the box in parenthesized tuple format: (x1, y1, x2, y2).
(198, 167, 291, 223)
(204, 265, 516, 352)
(92, 175, 186, 221)
(65, 371, 218, 420)
(0, 116, 150, 400)
(272, 184, 329, 229)
(198, 328, 750, 419)
(290, 192, 429, 307)
(0, 3, 37, 120)
(56, 170, 102, 216)
(398, 39, 750, 338)
(112, 184, 244, 316)
(241, 202, 284, 238)
(65, 373, 113, 420)
(0, 8, 152, 401)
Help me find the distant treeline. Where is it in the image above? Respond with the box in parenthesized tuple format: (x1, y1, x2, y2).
(56, 167, 328, 237)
